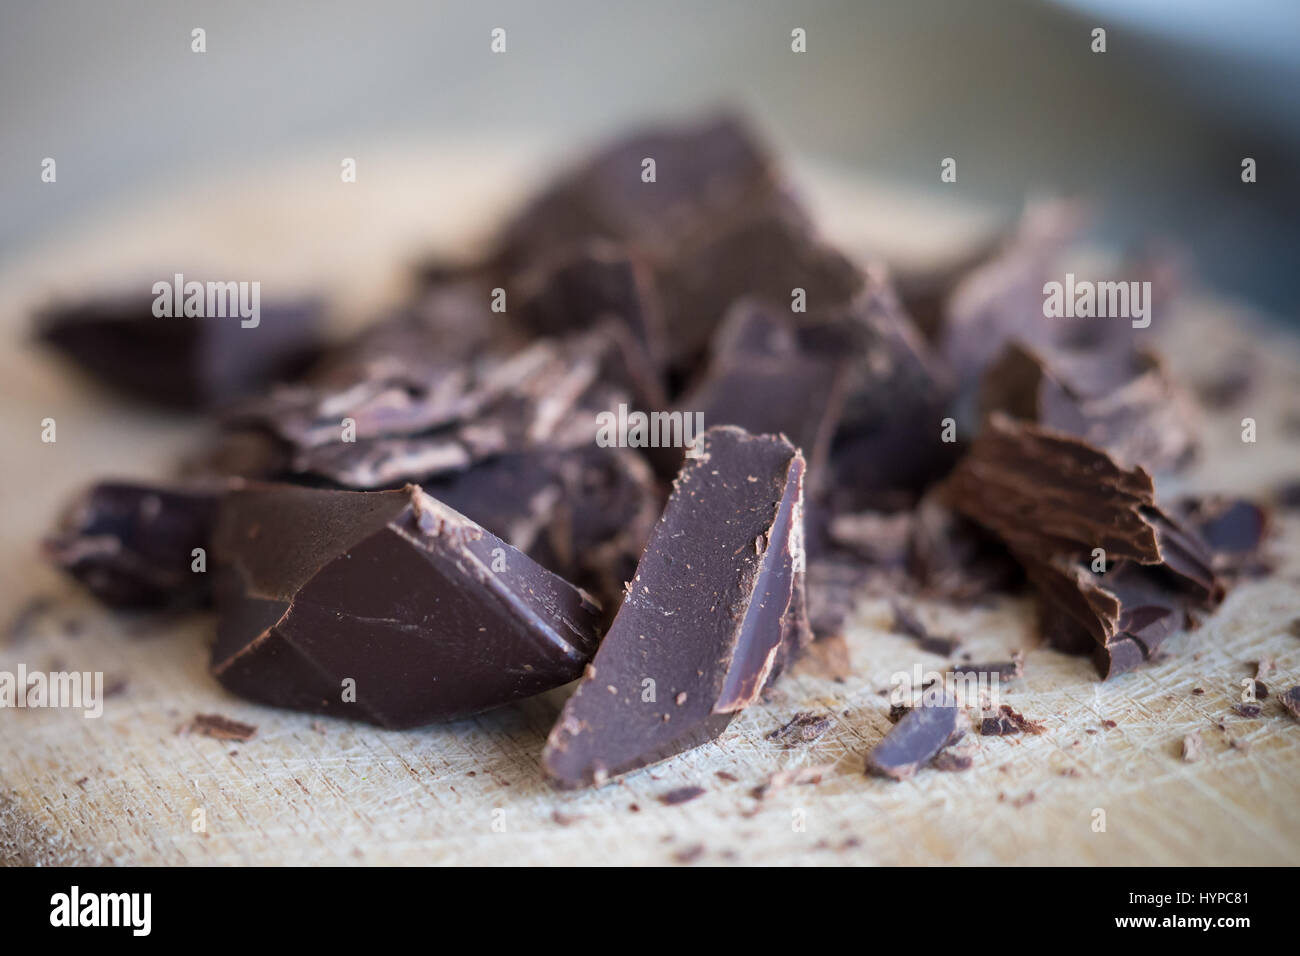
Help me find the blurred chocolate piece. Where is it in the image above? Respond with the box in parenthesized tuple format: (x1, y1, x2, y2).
(516, 240, 666, 365)
(678, 301, 847, 487)
(212, 483, 603, 727)
(939, 200, 1087, 387)
(36, 293, 322, 410)
(1174, 496, 1272, 579)
(45, 482, 221, 608)
(866, 697, 963, 780)
(981, 342, 1198, 472)
(1281, 687, 1300, 720)
(429, 444, 659, 616)
(658, 204, 860, 369)
(543, 427, 807, 787)
(945, 415, 1221, 678)
(494, 114, 785, 275)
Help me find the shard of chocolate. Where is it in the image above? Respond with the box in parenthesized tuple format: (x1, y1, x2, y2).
(212, 483, 603, 727)
(657, 203, 862, 370)
(492, 114, 787, 276)
(866, 697, 963, 780)
(542, 426, 807, 787)
(1174, 496, 1272, 579)
(427, 444, 660, 616)
(515, 240, 667, 366)
(36, 293, 322, 410)
(44, 481, 221, 608)
(677, 300, 847, 487)
(980, 341, 1198, 473)
(945, 414, 1221, 678)
(215, 326, 647, 489)
(938, 199, 1087, 388)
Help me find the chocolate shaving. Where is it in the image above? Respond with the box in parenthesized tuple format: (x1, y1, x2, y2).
(188, 713, 258, 742)
(767, 712, 833, 746)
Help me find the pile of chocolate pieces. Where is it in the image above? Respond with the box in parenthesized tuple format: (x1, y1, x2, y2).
(39, 115, 1274, 788)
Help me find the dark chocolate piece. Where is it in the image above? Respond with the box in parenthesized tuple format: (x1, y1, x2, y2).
(428, 444, 659, 616)
(36, 294, 322, 410)
(891, 601, 959, 656)
(657, 203, 862, 369)
(515, 240, 667, 366)
(493, 114, 786, 277)
(952, 656, 1024, 681)
(866, 697, 963, 780)
(679, 300, 847, 488)
(939, 200, 1087, 388)
(980, 341, 1198, 472)
(767, 712, 832, 746)
(658, 786, 706, 806)
(945, 415, 1221, 678)
(1175, 496, 1272, 579)
(212, 483, 603, 728)
(542, 426, 807, 788)
(44, 482, 221, 609)
(188, 713, 258, 741)
(1280, 687, 1300, 720)
(931, 747, 974, 772)
(1233, 702, 1262, 718)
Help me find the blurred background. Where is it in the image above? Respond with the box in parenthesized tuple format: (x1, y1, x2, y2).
(2, 0, 1298, 318)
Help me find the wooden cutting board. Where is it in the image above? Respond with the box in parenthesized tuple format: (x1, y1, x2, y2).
(2, 141, 1299, 865)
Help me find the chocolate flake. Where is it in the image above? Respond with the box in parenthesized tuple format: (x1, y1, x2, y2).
(1280, 687, 1300, 720)
(866, 697, 963, 780)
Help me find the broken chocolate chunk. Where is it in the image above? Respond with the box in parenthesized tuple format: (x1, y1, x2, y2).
(36, 293, 322, 410)
(45, 482, 222, 608)
(980, 341, 1198, 473)
(1280, 687, 1300, 720)
(542, 426, 807, 788)
(493, 114, 787, 277)
(212, 482, 603, 728)
(866, 696, 963, 780)
(945, 415, 1221, 678)
(679, 300, 847, 488)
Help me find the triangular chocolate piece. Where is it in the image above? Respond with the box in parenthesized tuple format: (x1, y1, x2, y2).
(543, 426, 807, 787)
(212, 483, 603, 727)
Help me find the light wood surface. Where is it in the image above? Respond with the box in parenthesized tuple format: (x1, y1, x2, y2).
(2, 144, 1298, 865)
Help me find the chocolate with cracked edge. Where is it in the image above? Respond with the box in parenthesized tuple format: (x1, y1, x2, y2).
(35, 294, 322, 410)
(492, 114, 786, 277)
(515, 240, 667, 367)
(945, 414, 1221, 678)
(45, 482, 223, 608)
(542, 426, 807, 788)
(677, 300, 847, 488)
(866, 697, 963, 780)
(212, 483, 603, 728)
(980, 341, 1198, 473)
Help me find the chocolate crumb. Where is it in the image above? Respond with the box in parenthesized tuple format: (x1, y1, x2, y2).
(1233, 702, 1262, 718)
(1102, 720, 1117, 729)
(658, 785, 706, 806)
(715, 771, 739, 783)
(187, 713, 258, 741)
(1250, 679, 1270, 700)
(980, 704, 1045, 736)
(1192, 687, 1205, 695)
(931, 748, 974, 772)
(673, 843, 706, 864)
(768, 711, 832, 745)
